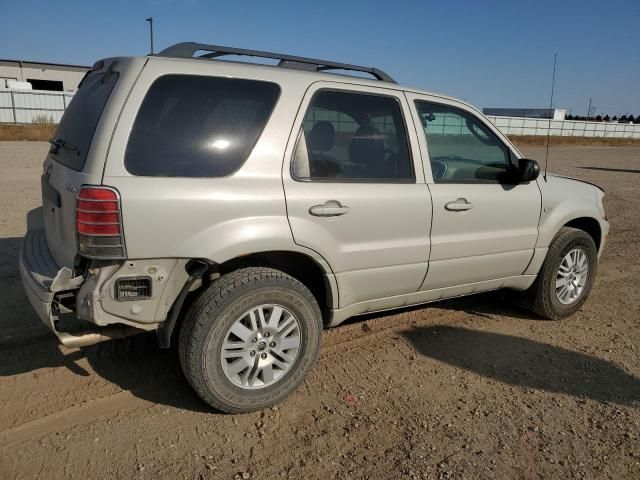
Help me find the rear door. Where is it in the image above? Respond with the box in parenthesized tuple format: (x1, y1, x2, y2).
(40, 59, 137, 268)
(283, 82, 431, 307)
(406, 93, 541, 290)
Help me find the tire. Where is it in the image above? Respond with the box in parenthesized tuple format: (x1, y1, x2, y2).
(525, 227, 598, 320)
(179, 267, 322, 413)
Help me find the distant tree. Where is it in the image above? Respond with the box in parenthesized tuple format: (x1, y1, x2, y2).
(628, 114, 635, 123)
(595, 115, 603, 122)
(604, 115, 610, 122)
(635, 115, 640, 124)
(612, 116, 618, 121)
(620, 115, 628, 123)
(566, 114, 573, 120)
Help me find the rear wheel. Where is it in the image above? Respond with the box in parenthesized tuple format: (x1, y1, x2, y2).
(179, 267, 322, 413)
(525, 227, 598, 320)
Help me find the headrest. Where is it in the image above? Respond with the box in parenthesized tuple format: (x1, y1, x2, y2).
(307, 121, 336, 152)
(349, 126, 385, 166)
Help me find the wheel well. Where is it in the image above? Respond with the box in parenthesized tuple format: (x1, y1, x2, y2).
(564, 217, 602, 250)
(218, 251, 332, 326)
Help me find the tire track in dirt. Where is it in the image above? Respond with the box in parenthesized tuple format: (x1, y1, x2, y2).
(0, 390, 150, 449)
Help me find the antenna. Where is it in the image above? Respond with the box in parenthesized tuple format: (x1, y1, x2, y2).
(543, 53, 557, 181)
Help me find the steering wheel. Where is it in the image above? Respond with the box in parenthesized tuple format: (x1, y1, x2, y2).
(466, 118, 497, 146)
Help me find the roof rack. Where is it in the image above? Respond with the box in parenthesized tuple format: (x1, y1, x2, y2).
(157, 42, 397, 83)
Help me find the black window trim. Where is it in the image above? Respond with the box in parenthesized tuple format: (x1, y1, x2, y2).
(124, 73, 282, 179)
(415, 99, 520, 185)
(291, 87, 416, 184)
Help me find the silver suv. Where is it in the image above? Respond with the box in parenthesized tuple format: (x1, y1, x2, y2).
(20, 43, 609, 412)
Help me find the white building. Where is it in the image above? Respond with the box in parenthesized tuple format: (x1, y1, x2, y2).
(482, 108, 567, 121)
(0, 59, 89, 92)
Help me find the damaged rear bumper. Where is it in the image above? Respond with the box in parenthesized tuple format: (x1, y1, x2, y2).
(19, 228, 142, 348)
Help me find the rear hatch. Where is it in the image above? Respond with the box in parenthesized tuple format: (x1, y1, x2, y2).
(40, 59, 130, 268)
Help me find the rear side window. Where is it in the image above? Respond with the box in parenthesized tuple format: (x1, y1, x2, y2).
(50, 69, 119, 171)
(292, 90, 413, 182)
(125, 75, 280, 177)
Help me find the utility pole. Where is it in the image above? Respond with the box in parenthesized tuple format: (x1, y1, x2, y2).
(543, 53, 557, 181)
(586, 98, 592, 119)
(146, 17, 154, 54)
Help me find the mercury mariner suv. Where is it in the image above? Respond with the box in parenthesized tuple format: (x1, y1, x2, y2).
(19, 42, 609, 413)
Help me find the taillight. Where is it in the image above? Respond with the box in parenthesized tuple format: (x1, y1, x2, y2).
(76, 186, 126, 259)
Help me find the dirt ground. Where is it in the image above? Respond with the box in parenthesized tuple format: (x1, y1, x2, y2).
(0, 141, 638, 480)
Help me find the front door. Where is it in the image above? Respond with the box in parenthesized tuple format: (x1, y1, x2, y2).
(407, 95, 542, 290)
(283, 83, 432, 307)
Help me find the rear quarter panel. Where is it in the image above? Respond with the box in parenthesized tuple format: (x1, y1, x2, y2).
(102, 58, 313, 263)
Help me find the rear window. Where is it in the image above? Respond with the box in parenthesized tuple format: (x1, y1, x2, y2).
(125, 75, 280, 177)
(51, 69, 119, 171)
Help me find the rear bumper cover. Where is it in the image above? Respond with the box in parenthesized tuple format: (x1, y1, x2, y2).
(19, 228, 142, 348)
(19, 228, 60, 332)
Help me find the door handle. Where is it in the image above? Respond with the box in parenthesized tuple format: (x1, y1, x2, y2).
(445, 198, 473, 211)
(309, 200, 350, 217)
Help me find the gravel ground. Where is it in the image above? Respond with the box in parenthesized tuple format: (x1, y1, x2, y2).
(0, 141, 638, 479)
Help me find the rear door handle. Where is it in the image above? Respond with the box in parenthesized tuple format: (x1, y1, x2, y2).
(445, 198, 473, 211)
(309, 200, 350, 217)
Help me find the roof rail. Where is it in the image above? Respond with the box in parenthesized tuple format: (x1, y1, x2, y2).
(157, 42, 397, 83)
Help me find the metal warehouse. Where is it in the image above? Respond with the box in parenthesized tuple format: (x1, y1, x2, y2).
(0, 59, 89, 91)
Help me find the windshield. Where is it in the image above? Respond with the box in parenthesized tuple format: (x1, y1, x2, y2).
(49, 68, 119, 171)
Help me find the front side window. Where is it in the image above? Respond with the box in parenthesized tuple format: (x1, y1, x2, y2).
(125, 75, 280, 177)
(292, 90, 413, 182)
(415, 101, 514, 183)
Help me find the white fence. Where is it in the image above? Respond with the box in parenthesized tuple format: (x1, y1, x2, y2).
(0, 89, 75, 124)
(486, 115, 640, 139)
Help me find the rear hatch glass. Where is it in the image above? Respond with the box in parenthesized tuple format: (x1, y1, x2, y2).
(49, 68, 119, 171)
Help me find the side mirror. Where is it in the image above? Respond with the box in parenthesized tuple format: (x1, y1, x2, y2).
(517, 158, 540, 182)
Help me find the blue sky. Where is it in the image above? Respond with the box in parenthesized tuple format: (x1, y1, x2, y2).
(1, 0, 638, 115)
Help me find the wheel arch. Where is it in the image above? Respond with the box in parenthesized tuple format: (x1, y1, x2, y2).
(526, 212, 604, 278)
(537, 204, 603, 251)
(563, 217, 602, 251)
(160, 248, 337, 348)
(216, 250, 337, 325)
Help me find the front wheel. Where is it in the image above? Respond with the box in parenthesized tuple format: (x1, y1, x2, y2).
(525, 227, 598, 320)
(179, 267, 322, 413)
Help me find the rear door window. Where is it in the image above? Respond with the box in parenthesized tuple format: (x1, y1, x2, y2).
(125, 75, 280, 177)
(292, 90, 413, 182)
(50, 69, 119, 171)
